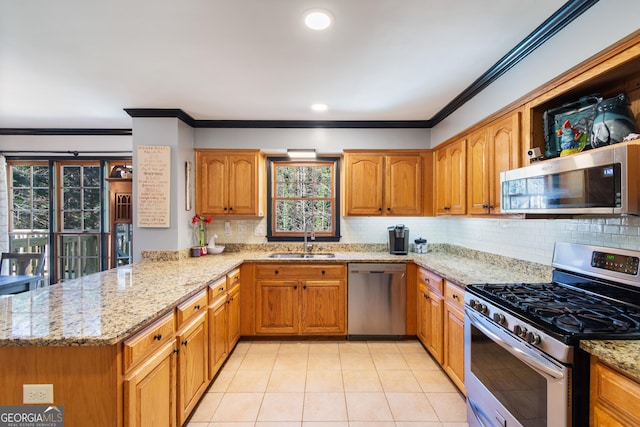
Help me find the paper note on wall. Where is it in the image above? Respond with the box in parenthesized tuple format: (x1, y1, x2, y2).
(137, 145, 171, 228)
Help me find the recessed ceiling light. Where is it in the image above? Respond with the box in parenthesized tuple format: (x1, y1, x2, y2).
(304, 9, 333, 30)
(311, 103, 328, 112)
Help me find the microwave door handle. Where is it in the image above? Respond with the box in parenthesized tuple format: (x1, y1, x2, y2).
(466, 308, 565, 380)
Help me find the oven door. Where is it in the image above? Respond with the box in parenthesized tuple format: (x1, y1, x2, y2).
(464, 307, 571, 427)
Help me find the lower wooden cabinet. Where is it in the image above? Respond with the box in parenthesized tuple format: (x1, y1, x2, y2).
(591, 357, 640, 427)
(416, 267, 444, 364)
(124, 339, 177, 427)
(416, 268, 465, 394)
(123, 312, 178, 427)
(227, 280, 241, 348)
(443, 280, 465, 394)
(254, 264, 346, 335)
(176, 296, 209, 426)
(208, 291, 228, 380)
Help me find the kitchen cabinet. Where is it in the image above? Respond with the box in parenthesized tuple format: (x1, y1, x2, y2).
(416, 267, 444, 364)
(254, 264, 346, 335)
(175, 291, 208, 426)
(208, 277, 228, 380)
(343, 151, 423, 216)
(226, 270, 241, 349)
(467, 112, 521, 215)
(443, 280, 465, 394)
(195, 149, 265, 216)
(435, 139, 466, 215)
(207, 269, 241, 381)
(590, 357, 640, 427)
(123, 312, 177, 427)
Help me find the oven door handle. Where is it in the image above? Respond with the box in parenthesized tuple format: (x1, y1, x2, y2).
(468, 396, 492, 427)
(466, 307, 565, 380)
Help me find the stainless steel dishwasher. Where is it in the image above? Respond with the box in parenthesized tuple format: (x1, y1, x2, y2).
(347, 263, 406, 339)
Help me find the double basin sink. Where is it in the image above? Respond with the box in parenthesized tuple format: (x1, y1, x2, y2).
(269, 252, 336, 259)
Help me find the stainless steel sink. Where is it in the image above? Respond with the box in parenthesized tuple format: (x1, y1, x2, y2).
(268, 252, 335, 259)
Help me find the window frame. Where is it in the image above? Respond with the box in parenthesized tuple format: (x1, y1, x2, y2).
(266, 156, 341, 242)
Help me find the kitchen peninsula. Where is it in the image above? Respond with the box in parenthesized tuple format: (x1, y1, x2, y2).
(0, 246, 637, 427)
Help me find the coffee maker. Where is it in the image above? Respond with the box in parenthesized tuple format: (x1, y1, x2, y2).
(388, 224, 409, 255)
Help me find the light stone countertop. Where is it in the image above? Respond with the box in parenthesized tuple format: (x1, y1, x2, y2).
(580, 340, 640, 382)
(0, 245, 556, 348)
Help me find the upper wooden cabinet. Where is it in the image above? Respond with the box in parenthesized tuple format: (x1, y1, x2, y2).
(344, 151, 424, 216)
(435, 139, 466, 215)
(195, 149, 265, 217)
(467, 112, 521, 215)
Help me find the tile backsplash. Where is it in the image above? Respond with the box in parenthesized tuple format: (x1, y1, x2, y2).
(207, 216, 640, 266)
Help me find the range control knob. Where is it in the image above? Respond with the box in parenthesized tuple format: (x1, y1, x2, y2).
(469, 299, 478, 309)
(476, 303, 488, 314)
(526, 332, 542, 345)
(492, 313, 506, 325)
(514, 325, 527, 338)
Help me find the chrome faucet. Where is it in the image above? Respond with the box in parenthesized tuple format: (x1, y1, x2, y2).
(303, 221, 315, 253)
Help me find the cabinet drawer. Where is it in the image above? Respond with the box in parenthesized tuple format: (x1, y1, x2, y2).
(177, 290, 208, 328)
(227, 268, 241, 287)
(123, 311, 175, 372)
(255, 264, 345, 279)
(444, 281, 464, 311)
(592, 359, 640, 424)
(208, 277, 227, 301)
(419, 267, 443, 295)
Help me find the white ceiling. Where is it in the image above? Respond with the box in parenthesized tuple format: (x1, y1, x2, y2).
(0, 0, 568, 129)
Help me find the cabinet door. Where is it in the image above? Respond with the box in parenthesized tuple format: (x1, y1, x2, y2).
(444, 302, 465, 394)
(435, 148, 451, 215)
(435, 140, 466, 215)
(426, 289, 444, 364)
(177, 311, 208, 426)
(417, 282, 428, 344)
(489, 112, 520, 214)
(344, 154, 384, 215)
(228, 154, 259, 215)
(124, 340, 177, 427)
(467, 128, 490, 215)
(196, 153, 228, 215)
(300, 280, 346, 335)
(255, 280, 299, 334)
(448, 140, 467, 215)
(385, 155, 422, 215)
(227, 283, 241, 349)
(208, 294, 227, 381)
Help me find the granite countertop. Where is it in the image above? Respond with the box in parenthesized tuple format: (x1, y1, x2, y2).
(0, 245, 553, 347)
(580, 340, 640, 382)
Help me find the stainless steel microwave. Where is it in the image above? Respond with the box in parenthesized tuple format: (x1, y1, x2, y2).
(500, 142, 640, 215)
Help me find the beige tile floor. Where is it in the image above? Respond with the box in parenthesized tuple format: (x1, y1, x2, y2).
(186, 339, 469, 427)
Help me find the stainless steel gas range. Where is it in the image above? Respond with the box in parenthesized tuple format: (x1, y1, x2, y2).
(464, 242, 640, 427)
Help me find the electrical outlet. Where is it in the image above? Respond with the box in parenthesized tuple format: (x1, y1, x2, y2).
(23, 384, 54, 404)
(224, 221, 231, 236)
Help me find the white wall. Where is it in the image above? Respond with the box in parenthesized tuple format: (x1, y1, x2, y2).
(431, 0, 640, 147)
(0, 134, 132, 154)
(131, 117, 195, 261)
(195, 127, 430, 152)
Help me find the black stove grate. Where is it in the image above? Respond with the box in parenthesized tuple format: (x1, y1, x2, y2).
(470, 278, 640, 339)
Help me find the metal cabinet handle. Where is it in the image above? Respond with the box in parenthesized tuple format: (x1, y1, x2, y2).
(153, 334, 162, 341)
(182, 340, 188, 346)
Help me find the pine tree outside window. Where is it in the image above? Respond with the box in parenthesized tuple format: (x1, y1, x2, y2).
(267, 158, 340, 241)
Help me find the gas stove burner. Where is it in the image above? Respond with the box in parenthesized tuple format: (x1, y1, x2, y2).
(550, 307, 640, 333)
(472, 277, 640, 338)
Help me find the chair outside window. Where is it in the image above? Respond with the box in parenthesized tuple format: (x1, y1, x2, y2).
(0, 252, 46, 290)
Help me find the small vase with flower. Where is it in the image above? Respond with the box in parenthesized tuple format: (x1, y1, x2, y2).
(192, 214, 212, 256)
